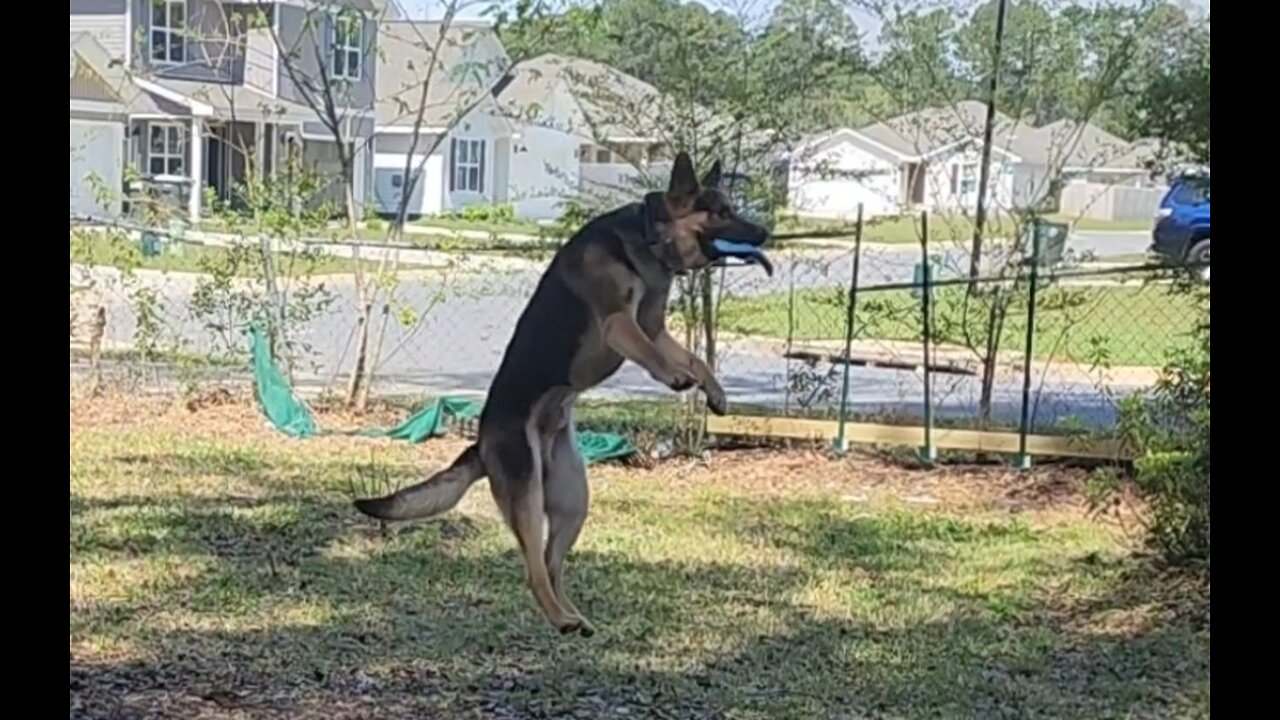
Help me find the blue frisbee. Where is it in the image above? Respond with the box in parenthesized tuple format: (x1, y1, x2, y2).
(712, 238, 773, 276)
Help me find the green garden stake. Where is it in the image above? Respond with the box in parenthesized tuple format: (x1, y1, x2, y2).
(1014, 219, 1043, 470)
(833, 203, 864, 456)
(918, 211, 936, 467)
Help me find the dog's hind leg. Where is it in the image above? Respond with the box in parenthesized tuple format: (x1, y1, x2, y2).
(483, 425, 591, 637)
(542, 416, 591, 632)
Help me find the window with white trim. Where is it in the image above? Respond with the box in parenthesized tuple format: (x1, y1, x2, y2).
(148, 124, 186, 177)
(450, 138, 485, 193)
(959, 162, 977, 195)
(150, 0, 187, 64)
(330, 11, 364, 81)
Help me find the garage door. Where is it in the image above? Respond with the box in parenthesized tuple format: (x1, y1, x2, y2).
(303, 139, 345, 211)
(793, 178, 898, 220)
(70, 119, 123, 218)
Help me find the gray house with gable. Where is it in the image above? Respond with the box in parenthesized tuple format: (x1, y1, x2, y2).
(69, 0, 390, 220)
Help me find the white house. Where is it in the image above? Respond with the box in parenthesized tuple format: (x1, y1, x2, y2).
(784, 102, 1023, 220)
(783, 129, 907, 219)
(372, 19, 517, 217)
(490, 53, 683, 219)
(374, 26, 680, 221)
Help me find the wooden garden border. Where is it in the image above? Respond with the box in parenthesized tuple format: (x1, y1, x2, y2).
(705, 415, 1129, 461)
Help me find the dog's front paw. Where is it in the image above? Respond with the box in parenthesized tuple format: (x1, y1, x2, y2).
(659, 368, 698, 393)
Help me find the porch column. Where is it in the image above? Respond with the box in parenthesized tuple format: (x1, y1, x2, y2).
(255, 121, 267, 181)
(188, 117, 203, 222)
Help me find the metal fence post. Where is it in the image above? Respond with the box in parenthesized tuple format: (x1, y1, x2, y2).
(834, 204, 864, 455)
(783, 252, 796, 415)
(919, 210, 936, 466)
(1015, 217, 1042, 470)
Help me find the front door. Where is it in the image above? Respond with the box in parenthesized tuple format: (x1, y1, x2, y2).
(205, 134, 226, 201)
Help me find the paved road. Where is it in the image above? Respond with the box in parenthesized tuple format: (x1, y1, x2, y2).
(79, 228, 1152, 431)
(1066, 230, 1151, 259)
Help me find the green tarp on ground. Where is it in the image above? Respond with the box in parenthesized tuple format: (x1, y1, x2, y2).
(249, 326, 635, 464)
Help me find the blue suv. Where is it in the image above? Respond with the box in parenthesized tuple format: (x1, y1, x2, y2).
(1150, 171, 1210, 281)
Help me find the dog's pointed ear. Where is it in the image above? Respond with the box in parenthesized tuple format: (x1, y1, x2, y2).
(701, 159, 722, 189)
(668, 151, 698, 199)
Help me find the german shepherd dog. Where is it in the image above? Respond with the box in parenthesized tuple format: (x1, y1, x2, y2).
(353, 152, 771, 636)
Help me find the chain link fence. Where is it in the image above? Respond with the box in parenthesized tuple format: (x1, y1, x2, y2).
(70, 216, 1204, 452)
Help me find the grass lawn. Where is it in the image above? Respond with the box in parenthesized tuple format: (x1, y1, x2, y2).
(411, 215, 548, 236)
(1095, 252, 1155, 265)
(71, 234, 374, 277)
(717, 284, 1198, 367)
(70, 396, 1208, 719)
(778, 214, 1153, 245)
(396, 212, 1153, 245)
(345, 224, 565, 256)
(776, 213, 983, 245)
(1048, 215, 1154, 233)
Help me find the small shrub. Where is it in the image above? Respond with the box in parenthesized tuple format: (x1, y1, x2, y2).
(455, 203, 516, 224)
(1089, 283, 1209, 567)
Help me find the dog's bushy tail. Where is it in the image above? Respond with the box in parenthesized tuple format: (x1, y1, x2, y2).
(353, 444, 485, 522)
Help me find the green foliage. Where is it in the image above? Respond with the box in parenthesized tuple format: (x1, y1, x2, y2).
(188, 161, 338, 370)
(499, 0, 1206, 143)
(1131, 21, 1210, 165)
(551, 197, 594, 240)
(444, 202, 517, 224)
(1090, 285, 1210, 567)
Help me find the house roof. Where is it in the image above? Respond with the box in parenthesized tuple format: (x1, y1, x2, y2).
(71, 31, 320, 123)
(1018, 119, 1141, 170)
(148, 77, 318, 123)
(69, 33, 164, 115)
(376, 19, 509, 128)
(492, 54, 670, 141)
(859, 100, 1025, 161)
(790, 127, 916, 163)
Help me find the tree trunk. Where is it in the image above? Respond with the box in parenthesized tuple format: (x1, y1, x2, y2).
(340, 154, 373, 411)
(977, 288, 1011, 427)
(89, 305, 106, 397)
(700, 268, 717, 371)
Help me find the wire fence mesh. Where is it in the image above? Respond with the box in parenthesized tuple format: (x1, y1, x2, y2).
(70, 216, 1205, 452)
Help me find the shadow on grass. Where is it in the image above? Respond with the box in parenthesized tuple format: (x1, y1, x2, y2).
(70, 451, 1209, 720)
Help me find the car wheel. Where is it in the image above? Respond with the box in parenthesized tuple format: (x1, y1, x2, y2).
(1187, 239, 1210, 282)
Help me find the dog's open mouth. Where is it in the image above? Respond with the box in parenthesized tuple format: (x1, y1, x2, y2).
(711, 238, 774, 276)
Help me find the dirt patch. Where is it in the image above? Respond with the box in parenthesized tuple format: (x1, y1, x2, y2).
(71, 389, 1128, 523)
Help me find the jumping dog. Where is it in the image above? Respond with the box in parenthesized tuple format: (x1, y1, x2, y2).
(353, 152, 772, 636)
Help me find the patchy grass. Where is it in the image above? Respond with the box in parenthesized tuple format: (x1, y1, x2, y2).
(70, 395, 1208, 719)
(1048, 215, 1154, 233)
(70, 233, 375, 277)
(1090, 252, 1153, 265)
(717, 283, 1198, 367)
(779, 213, 1152, 245)
(777, 213, 1004, 245)
(411, 215, 548, 236)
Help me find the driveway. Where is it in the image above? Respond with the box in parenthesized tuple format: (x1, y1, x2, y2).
(1067, 230, 1151, 259)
